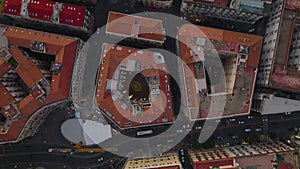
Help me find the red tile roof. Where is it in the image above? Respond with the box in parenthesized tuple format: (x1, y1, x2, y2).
(271, 67, 300, 92)
(2, 0, 22, 16)
(155, 166, 180, 169)
(278, 164, 294, 169)
(194, 158, 235, 169)
(59, 4, 85, 27)
(0, 58, 11, 77)
(10, 47, 44, 88)
(183, 0, 231, 7)
(0, 26, 79, 143)
(95, 44, 174, 129)
(286, 0, 300, 10)
(1, 0, 88, 29)
(177, 24, 263, 119)
(106, 11, 164, 43)
(28, 0, 56, 21)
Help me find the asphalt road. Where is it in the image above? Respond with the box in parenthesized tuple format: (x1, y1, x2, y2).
(0, 0, 297, 169)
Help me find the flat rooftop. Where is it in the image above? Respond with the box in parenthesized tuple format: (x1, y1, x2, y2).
(182, 0, 231, 8)
(269, 9, 300, 92)
(0, 25, 79, 142)
(177, 24, 263, 120)
(123, 154, 182, 169)
(106, 11, 164, 44)
(95, 44, 174, 129)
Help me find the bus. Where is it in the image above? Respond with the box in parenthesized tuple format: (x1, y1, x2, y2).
(137, 130, 153, 136)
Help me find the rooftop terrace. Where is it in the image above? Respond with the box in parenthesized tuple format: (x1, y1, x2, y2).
(177, 24, 263, 120)
(95, 44, 174, 129)
(0, 25, 79, 143)
(106, 11, 164, 44)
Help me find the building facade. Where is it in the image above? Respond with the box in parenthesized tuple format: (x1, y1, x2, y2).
(1, 0, 94, 34)
(137, 0, 173, 9)
(180, 0, 270, 24)
(189, 141, 295, 169)
(256, 0, 284, 85)
(95, 44, 174, 129)
(123, 154, 182, 169)
(0, 25, 81, 143)
(106, 11, 165, 46)
(177, 24, 263, 120)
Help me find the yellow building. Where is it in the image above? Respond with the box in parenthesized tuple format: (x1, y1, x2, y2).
(123, 154, 182, 169)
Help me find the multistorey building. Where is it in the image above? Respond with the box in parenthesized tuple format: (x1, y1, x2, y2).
(177, 24, 263, 120)
(95, 44, 174, 129)
(180, 0, 272, 24)
(189, 141, 295, 169)
(123, 154, 182, 169)
(106, 11, 165, 46)
(1, 0, 94, 33)
(137, 0, 173, 9)
(0, 25, 81, 143)
(253, 0, 300, 114)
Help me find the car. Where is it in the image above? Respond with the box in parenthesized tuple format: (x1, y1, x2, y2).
(183, 125, 186, 129)
(255, 128, 262, 132)
(238, 121, 245, 124)
(285, 112, 291, 115)
(216, 119, 221, 123)
(226, 24, 234, 30)
(180, 149, 184, 156)
(186, 128, 192, 132)
(196, 126, 202, 130)
(262, 118, 268, 122)
(221, 142, 230, 147)
(248, 28, 255, 33)
(232, 135, 238, 139)
(176, 130, 183, 133)
(294, 128, 300, 131)
(216, 136, 223, 140)
(167, 139, 173, 143)
(245, 128, 251, 132)
(98, 157, 104, 162)
(181, 157, 185, 163)
(248, 115, 254, 119)
(229, 118, 236, 122)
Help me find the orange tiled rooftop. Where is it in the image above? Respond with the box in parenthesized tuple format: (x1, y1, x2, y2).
(177, 24, 263, 120)
(106, 11, 164, 44)
(95, 44, 174, 129)
(0, 25, 79, 142)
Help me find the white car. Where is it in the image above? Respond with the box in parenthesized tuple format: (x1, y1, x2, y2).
(262, 118, 268, 122)
(196, 126, 202, 130)
(285, 112, 291, 115)
(176, 130, 183, 133)
(216, 119, 221, 123)
(248, 115, 253, 119)
(98, 157, 104, 162)
(255, 128, 262, 132)
(167, 139, 173, 143)
(238, 121, 245, 124)
(181, 157, 185, 163)
(245, 128, 251, 132)
(229, 118, 236, 122)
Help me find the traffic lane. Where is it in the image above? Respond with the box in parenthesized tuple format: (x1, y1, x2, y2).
(0, 151, 119, 169)
(23, 106, 71, 146)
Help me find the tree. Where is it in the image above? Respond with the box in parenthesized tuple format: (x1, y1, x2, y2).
(202, 138, 215, 149)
